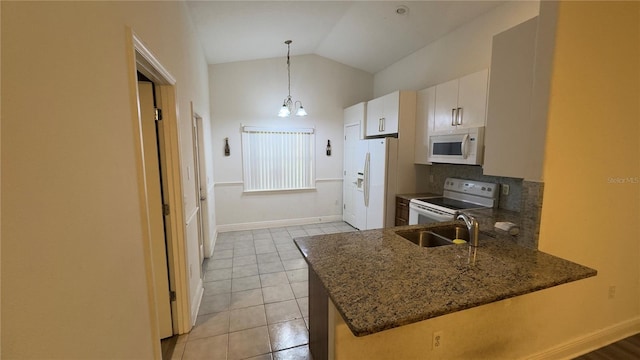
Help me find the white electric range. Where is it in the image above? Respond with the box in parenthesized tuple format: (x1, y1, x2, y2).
(409, 178, 499, 225)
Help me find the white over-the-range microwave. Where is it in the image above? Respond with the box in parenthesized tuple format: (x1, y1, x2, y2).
(427, 126, 484, 165)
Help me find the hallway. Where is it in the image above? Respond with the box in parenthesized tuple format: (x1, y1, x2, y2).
(169, 221, 356, 359)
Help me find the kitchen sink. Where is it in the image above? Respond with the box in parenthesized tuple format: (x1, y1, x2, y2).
(395, 229, 455, 248)
(395, 224, 477, 248)
(430, 225, 470, 242)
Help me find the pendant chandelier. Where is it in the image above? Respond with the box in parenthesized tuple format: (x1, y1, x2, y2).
(278, 40, 307, 117)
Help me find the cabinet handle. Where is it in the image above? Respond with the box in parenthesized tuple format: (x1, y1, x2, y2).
(451, 108, 456, 126)
(461, 134, 470, 159)
(457, 107, 463, 125)
(379, 117, 385, 132)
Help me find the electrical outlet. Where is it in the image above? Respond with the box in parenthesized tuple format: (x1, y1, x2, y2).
(433, 330, 443, 350)
(608, 285, 616, 299)
(502, 184, 510, 196)
(429, 174, 435, 183)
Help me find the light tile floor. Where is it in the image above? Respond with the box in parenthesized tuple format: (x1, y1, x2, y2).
(170, 221, 357, 360)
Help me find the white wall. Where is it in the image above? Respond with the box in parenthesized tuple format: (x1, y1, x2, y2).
(374, 1, 540, 97)
(210, 54, 372, 229)
(1, 1, 211, 358)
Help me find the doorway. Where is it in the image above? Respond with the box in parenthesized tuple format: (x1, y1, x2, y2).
(343, 122, 361, 227)
(128, 30, 193, 359)
(137, 75, 173, 339)
(190, 105, 207, 270)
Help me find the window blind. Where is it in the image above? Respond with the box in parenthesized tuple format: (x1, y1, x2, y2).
(241, 126, 315, 192)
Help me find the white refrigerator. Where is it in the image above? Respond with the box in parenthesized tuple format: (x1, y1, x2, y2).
(353, 137, 398, 230)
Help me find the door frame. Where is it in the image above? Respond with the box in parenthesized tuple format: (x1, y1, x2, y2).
(125, 28, 191, 356)
(190, 104, 206, 267)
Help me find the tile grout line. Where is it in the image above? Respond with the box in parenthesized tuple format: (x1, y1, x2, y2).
(181, 223, 355, 359)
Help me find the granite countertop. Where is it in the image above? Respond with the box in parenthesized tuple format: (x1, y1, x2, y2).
(294, 223, 597, 337)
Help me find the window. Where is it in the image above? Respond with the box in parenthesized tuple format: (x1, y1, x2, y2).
(241, 126, 315, 192)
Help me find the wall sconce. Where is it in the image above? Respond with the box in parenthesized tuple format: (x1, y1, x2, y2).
(326, 140, 331, 156)
(224, 137, 230, 156)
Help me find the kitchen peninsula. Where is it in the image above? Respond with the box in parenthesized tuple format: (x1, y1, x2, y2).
(294, 222, 596, 359)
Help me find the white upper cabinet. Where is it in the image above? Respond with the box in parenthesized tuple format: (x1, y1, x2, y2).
(433, 69, 489, 133)
(483, 17, 539, 178)
(344, 101, 367, 139)
(433, 79, 459, 131)
(414, 86, 435, 164)
(365, 91, 400, 136)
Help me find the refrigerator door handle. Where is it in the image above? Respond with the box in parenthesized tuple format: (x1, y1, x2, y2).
(364, 152, 370, 207)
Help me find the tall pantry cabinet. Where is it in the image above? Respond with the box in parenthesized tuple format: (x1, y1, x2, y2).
(483, 17, 541, 178)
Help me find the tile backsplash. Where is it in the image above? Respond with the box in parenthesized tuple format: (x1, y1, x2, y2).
(421, 163, 523, 211)
(418, 163, 545, 249)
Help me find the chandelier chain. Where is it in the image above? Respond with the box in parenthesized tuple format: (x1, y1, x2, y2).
(287, 41, 291, 99)
(278, 39, 306, 117)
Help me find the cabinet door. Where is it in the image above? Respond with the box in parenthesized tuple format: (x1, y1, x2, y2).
(483, 18, 538, 178)
(365, 96, 384, 136)
(344, 102, 366, 139)
(381, 91, 399, 134)
(457, 69, 488, 129)
(414, 86, 435, 164)
(433, 79, 459, 132)
(395, 197, 410, 226)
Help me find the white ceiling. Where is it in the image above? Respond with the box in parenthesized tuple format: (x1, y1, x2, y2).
(186, 1, 505, 74)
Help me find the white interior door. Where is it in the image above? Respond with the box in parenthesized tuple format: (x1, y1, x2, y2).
(138, 81, 173, 339)
(192, 111, 211, 261)
(343, 123, 360, 227)
(191, 112, 205, 266)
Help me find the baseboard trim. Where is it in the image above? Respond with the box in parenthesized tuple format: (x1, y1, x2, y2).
(190, 279, 204, 328)
(205, 227, 218, 259)
(526, 317, 640, 360)
(217, 215, 344, 232)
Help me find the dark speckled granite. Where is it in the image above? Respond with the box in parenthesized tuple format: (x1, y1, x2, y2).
(294, 223, 596, 337)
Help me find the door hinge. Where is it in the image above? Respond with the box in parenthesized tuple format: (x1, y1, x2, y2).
(155, 108, 163, 121)
(170, 290, 176, 302)
(343, 204, 346, 210)
(163, 204, 170, 215)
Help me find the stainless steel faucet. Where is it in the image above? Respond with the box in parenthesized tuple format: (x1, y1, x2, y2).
(457, 212, 479, 247)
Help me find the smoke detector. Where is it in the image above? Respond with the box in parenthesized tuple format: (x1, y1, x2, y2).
(395, 5, 409, 16)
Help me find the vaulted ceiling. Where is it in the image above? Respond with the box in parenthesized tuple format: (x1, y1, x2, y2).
(186, 1, 505, 74)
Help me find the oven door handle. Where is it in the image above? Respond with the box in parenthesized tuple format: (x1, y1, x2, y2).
(409, 202, 455, 223)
